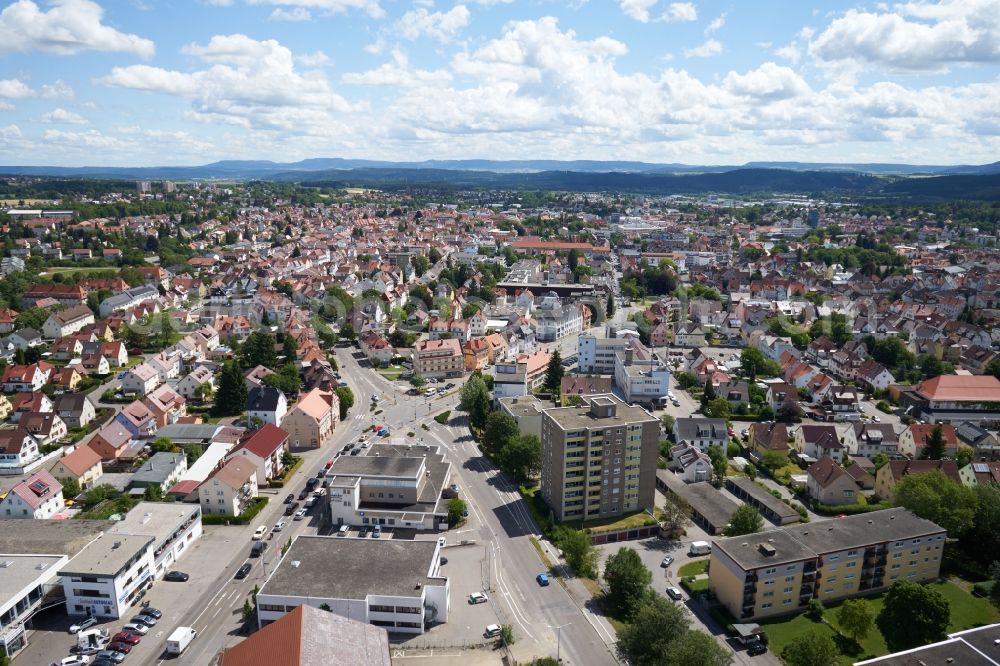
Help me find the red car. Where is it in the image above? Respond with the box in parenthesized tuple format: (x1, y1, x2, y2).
(112, 631, 141, 645)
(107, 642, 133, 654)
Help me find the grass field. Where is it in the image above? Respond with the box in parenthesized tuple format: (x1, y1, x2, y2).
(678, 560, 709, 578)
(760, 580, 1000, 665)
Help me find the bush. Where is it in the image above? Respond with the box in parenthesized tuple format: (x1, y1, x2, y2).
(810, 500, 892, 515)
(267, 456, 303, 488)
(202, 497, 269, 525)
(434, 411, 451, 425)
(876, 400, 894, 414)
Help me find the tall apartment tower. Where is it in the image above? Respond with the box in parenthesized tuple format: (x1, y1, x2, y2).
(540, 394, 659, 522)
(162, 181, 176, 193)
(136, 181, 151, 193)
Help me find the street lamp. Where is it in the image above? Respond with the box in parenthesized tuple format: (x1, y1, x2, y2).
(548, 622, 571, 662)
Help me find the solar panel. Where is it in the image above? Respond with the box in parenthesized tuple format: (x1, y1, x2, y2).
(29, 480, 49, 496)
(973, 463, 989, 473)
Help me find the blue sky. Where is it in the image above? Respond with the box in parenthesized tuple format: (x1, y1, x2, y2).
(1, 0, 999, 166)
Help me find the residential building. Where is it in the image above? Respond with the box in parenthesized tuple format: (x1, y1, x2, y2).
(98, 285, 160, 317)
(87, 422, 134, 461)
(53, 393, 97, 429)
(226, 424, 290, 485)
(748, 422, 790, 460)
(669, 443, 713, 483)
(219, 604, 391, 666)
(898, 423, 960, 459)
(794, 425, 845, 463)
(498, 395, 548, 440)
(199, 457, 259, 517)
(20, 411, 67, 447)
(413, 339, 464, 379)
(577, 334, 630, 374)
(709, 508, 945, 621)
(22, 284, 86, 307)
(143, 383, 187, 427)
(532, 293, 584, 342)
(540, 394, 659, 522)
(41, 305, 95, 340)
(614, 338, 671, 407)
(560, 375, 614, 403)
(49, 445, 103, 490)
(247, 386, 288, 427)
(959, 460, 1000, 486)
(129, 452, 188, 494)
(846, 422, 899, 458)
(954, 421, 1000, 461)
(874, 459, 961, 502)
(120, 363, 160, 397)
(115, 400, 158, 439)
(326, 443, 453, 531)
(805, 457, 858, 505)
(0, 429, 41, 471)
(672, 418, 728, 452)
(0, 470, 64, 519)
(255, 536, 449, 636)
(1, 363, 50, 393)
(281, 388, 338, 449)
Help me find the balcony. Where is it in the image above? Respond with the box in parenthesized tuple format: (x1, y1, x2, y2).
(803, 560, 817, 573)
(746, 572, 758, 583)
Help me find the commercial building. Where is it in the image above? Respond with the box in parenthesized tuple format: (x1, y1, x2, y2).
(613, 338, 671, 407)
(899, 374, 1000, 424)
(327, 443, 452, 531)
(540, 394, 659, 522)
(108, 502, 202, 582)
(412, 339, 464, 379)
(709, 508, 945, 621)
(256, 536, 449, 635)
(0, 554, 69, 655)
(577, 335, 630, 374)
(855, 623, 1000, 666)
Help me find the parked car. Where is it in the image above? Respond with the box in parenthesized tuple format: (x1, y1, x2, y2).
(55, 656, 92, 666)
(284, 493, 295, 504)
(164, 571, 189, 582)
(131, 614, 156, 627)
(139, 606, 162, 619)
(484, 624, 502, 638)
(252, 525, 267, 540)
(371, 525, 381, 538)
(293, 508, 307, 521)
(297, 489, 309, 501)
(747, 641, 767, 656)
(285, 501, 300, 516)
(250, 541, 267, 557)
(106, 642, 132, 654)
(235, 562, 252, 579)
(111, 632, 141, 646)
(121, 623, 148, 636)
(468, 592, 488, 604)
(95, 650, 126, 664)
(358, 527, 369, 537)
(536, 573, 550, 587)
(660, 556, 674, 568)
(666, 586, 684, 601)
(69, 617, 98, 634)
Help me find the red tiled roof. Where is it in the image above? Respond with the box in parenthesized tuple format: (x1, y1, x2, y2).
(239, 423, 289, 458)
(916, 375, 1000, 402)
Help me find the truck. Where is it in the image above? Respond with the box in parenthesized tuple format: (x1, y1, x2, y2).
(688, 540, 712, 556)
(166, 626, 197, 655)
(76, 627, 110, 652)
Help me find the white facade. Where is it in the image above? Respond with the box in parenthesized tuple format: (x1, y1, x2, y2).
(577, 335, 628, 374)
(615, 355, 671, 406)
(61, 535, 156, 620)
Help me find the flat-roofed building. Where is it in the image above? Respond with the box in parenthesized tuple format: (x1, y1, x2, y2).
(255, 536, 449, 635)
(109, 502, 202, 582)
(326, 443, 452, 531)
(0, 554, 69, 656)
(59, 533, 156, 619)
(854, 623, 1000, 666)
(540, 394, 658, 522)
(709, 508, 945, 621)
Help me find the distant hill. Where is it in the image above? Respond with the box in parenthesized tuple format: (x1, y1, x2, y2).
(880, 173, 1000, 201)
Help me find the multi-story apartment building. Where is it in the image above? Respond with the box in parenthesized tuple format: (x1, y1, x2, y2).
(577, 334, 629, 374)
(540, 394, 658, 522)
(709, 508, 945, 621)
(412, 339, 464, 379)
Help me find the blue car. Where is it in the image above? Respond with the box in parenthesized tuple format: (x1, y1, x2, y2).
(536, 573, 550, 587)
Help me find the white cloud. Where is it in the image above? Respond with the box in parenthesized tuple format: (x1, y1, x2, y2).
(248, 0, 385, 20)
(40, 108, 88, 124)
(364, 36, 386, 54)
(296, 50, 330, 66)
(619, 0, 657, 22)
(0, 0, 154, 58)
(43, 128, 127, 148)
(99, 34, 359, 131)
(809, 0, 1000, 71)
(0, 125, 23, 145)
(269, 7, 310, 20)
(684, 38, 721, 58)
(774, 43, 801, 64)
(661, 2, 696, 23)
(705, 12, 725, 33)
(0, 79, 34, 99)
(397, 5, 471, 43)
(41, 80, 75, 99)
(723, 62, 811, 101)
(0, 101, 13, 110)
(204, 0, 234, 5)
(342, 50, 452, 86)
(466, 0, 512, 5)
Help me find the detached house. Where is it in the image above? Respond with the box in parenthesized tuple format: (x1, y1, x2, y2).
(20, 412, 67, 447)
(121, 363, 160, 397)
(177, 366, 215, 401)
(748, 422, 789, 460)
(50, 445, 103, 490)
(199, 457, 259, 517)
(247, 386, 288, 427)
(672, 418, 728, 452)
(281, 388, 338, 450)
(806, 456, 858, 506)
(898, 424, 960, 459)
(795, 425, 845, 463)
(875, 459, 961, 502)
(88, 422, 134, 461)
(0, 429, 41, 470)
(0, 470, 64, 519)
(116, 400, 158, 439)
(226, 424, 290, 485)
(1, 363, 52, 393)
(670, 443, 713, 483)
(847, 422, 899, 458)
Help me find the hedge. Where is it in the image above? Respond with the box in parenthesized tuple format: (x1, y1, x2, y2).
(202, 497, 269, 525)
(268, 456, 304, 488)
(808, 500, 891, 516)
(434, 411, 451, 425)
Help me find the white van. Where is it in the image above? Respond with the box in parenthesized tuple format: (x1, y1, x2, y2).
(337, 524, 350, 536)
(688, 540, 712, 556)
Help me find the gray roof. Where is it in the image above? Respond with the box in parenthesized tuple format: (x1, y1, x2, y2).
(673, 418, 728, 441)
(713, 508, 946, 571)
(59, 533, 155, 578)
(542, 394, 656, 430)
(129, 452, 185, 487)
(0, 555, 67, 600)
(0, 518, 112, 556)
(856, 624, 1000, 666)
(156, 423, 226, 443)
(109, 502, 200, 547)
(259, 536, 442, 601)
(656, 471, 737, 531)
(330, 456, 424, 479)
(725, 477, 800, 523)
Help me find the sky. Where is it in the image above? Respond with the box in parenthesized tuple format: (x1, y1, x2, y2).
(0, 0, 999, 166)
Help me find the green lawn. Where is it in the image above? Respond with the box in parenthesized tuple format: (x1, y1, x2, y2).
(678, 560, 709, 578)
(760, 581, 1000, 666)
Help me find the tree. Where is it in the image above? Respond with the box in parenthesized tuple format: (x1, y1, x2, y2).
(499, 434, 541, 483)
(603, 547, 652, 619)
(153, 437, 178, 453)
(724, 505, 764, 537)
(144, 485, 164, 501)
(447, 498, 467, 526)
(282, 334, 298, 364)
(484, 411, 519, 453)
(544, 350, 564, 394)
(240, 330, 278, 369)
(339, 322, 356, 342)
(701, 379, 717, 406)
(212, 360, 247, 417)
(554, 527, 599, 578)
(500, 624, 515, 646)
(606, 292, 615, 318)
(615, 595, 689, 664)
(837, 599, 875, 644)
(969, 484, 1000, 564)
(782, 631, 838, 666)
(740, 347, 767, 381)
(876, 580, 950, 651)
(61, 477, 81, 499)
(318, 603, 333, 612)
(459, 375, 491, 430)
(242, 598, 254, 624)
(158, 312, 173, 348)
(335, 386, 354, 421)
(703, 397, 732, 419)
(919, 425, 946, 460)
(894, 470, 976, 537)
(666, 630, 734, 666)
(660, 495, 689, 537)
(706, 445, 728, 485)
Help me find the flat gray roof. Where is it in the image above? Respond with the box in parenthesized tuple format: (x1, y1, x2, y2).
(130, 452, 185, 486)
(656, 471, 737, 530)
(543, 395, 657, 430)
(0, 519, 111, 557)
(714, 508, 946, 571)
(260, 536, 441, 601)
(330, 455, 424, 479)
(109, 502, 200, 546)
(59, 533, 154, 578)
(0, 555, 67, 605)
(725, 477, 800, 523)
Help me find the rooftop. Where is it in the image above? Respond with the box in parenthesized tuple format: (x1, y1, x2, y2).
(916, 374, 1000, 402)
(329, 455, 424, 479)
(543, 394, 656, 430)
(59, 533, 154, 578)
(0, 554, 69, 606)
(0, 519, 111, 557)
(108, 502, 200, 546)
(259, 536, 442, 601)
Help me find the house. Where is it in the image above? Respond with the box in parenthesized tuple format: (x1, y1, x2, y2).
(177, 366, 216, 401)
(845, 462, 876, 490)
(80, 340, 128, 367)
(120, 363, 160, 397)
(672, 418, 729, 452)
(0, 470, 64, 519)
(846, 423, 899, 458)
(129, 452, 188, 494)
(670, 443, 713, 483)
(766, 381, 799, 413)
(244, 365, 275, 390)
(8, 328, 43, 351)
(794, 425, 845, 463)
(143, 384, 187, 427)
(11, 393, 53, 423)
(413, 338, 464, 379)
(806, 456, 858, 505)
(199, 457, 259, 517)
(0, 429, 41, 470)
(954, 421, 1000, 461)
(875, 459, 961, 502)
(147, 351, 182, 383)
(226, 424, 290, 485)
(959, 460, 1000, 486)
(20, 411, 67, 447)
(560, 375, 614, 402)
(99, 284, 160, 317)
(898, 424, 960, 459)
(49, 445, 103, 490)
(87, 422, 134, 461)
(1, 363, 51, 393)
(247, 386, 288, 427)
(281, 388, 338, 450)
(462, 338, 491, 371)
(50, 337, 84, 361)
(854, 359, 895, 392)
(0, 393, 11, 421)
(115, 400, 158, 439)
(80, 353, 110, 376)
(747, 422, 790, 459)
(41, 305, 95, 340)
(716, 380, 750, 409)
(23, 284, 86, 307)
(50, 366, 84, 391)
